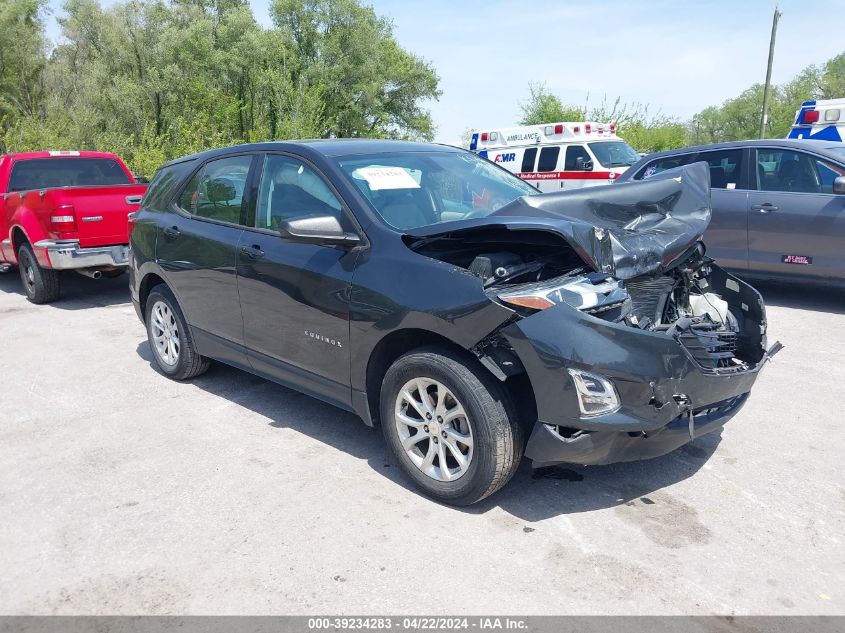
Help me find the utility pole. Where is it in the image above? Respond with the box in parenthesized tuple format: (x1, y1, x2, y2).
(759, 5, 783, 138)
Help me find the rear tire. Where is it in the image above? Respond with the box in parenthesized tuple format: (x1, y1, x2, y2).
(17, 244, 60, 304)
(380, 346, 523, 506)
(145, 284, 210, 380)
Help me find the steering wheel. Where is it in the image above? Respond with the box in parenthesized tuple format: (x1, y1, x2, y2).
(462, 197, 508, 219)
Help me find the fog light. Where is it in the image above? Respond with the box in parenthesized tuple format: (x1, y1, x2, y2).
(567, 369, 620, 417)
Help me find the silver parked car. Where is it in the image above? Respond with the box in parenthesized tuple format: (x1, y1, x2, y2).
(616, 139, 845, 285)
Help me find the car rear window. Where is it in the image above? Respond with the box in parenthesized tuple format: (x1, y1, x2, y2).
(8, 158, 132, 192)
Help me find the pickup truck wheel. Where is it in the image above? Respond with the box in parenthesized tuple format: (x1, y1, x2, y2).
(145, 285, 210, 380)
(380, 346, 523, 506)
(17, 244, 60, 304)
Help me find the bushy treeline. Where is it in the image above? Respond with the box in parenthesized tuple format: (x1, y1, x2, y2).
(519, 52, 845, 153)
(0, 0, 440, 176)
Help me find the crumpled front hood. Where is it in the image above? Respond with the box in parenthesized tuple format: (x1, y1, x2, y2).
(407, 162, 711, 280)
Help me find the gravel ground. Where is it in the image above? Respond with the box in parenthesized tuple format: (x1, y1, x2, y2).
(0, 271, 842, 615)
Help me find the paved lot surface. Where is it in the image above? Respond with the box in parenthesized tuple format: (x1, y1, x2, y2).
(0, 271, 843, 615)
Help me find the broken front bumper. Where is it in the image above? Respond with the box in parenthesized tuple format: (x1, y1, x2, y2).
(33, 239, 129, 270)
(502, 278, 777, 468)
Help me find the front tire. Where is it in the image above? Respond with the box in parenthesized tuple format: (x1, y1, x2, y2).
(145, 284, 210, 380)
(380, 346, 523, 506)
(17, 244, 60, 304)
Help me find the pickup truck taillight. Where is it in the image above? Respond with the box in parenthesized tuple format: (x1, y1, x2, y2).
(50, 204, 78, 236)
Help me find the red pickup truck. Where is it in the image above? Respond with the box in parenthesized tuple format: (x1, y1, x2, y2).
(0, 151, 147, 303)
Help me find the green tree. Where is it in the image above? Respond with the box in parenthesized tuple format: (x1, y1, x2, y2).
(3, 0, 440, 173)
(517, 84, 686, 153)
(270, 0, 440, 139)
(0, 0, 47, 145)
(689, 49, 845, 143)
(820, 52, 845, 98)
(518, 82, 583, 125)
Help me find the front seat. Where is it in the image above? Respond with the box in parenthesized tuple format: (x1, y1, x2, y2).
(709, 166, 727, 189)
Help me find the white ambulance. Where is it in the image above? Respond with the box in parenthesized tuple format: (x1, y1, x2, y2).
(469, 122, 640, 192)
(787, 98, 844, 142)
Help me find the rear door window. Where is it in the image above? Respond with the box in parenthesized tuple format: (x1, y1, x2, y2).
(565, 145, 591, 171)
(520, 148, 538, 173)
(537, 146, 560, 172)
(177, 155, 254, 224)
(697, 149, 744, 189)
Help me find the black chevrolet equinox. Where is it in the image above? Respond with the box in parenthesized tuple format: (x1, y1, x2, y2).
(129, 140, 779, 505)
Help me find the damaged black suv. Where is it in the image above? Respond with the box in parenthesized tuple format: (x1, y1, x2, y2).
(130, 140, 780, 505)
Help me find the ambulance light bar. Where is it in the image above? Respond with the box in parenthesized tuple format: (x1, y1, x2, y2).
(803, 110, 820, 124)
(477, 122, 619, 145)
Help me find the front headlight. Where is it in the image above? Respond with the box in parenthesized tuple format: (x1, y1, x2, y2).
(498, 273, 627, 312)
(567, 368, 621, 417)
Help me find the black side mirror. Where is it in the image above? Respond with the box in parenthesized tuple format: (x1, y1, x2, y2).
(575, 157, 594, 172)
(278, 214, 360, 247)
(833, 176, 845, 195)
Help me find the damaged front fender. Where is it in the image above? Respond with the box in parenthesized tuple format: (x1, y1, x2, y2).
(500, 267, 780, 467)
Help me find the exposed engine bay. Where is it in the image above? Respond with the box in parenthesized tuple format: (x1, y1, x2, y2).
(410, 234, 767, 373)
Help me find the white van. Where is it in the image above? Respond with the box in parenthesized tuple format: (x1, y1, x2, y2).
(787, 98, 844, 142)
(469, 122, 640, 192)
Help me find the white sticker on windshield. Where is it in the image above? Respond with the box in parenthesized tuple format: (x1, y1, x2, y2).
(726, 182, 736, 189)
(355, 166, 421, 191)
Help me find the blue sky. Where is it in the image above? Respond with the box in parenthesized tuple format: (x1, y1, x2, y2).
(45, 0, 844, 144)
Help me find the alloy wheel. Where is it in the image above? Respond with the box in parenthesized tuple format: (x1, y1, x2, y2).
(394, 377, 474, 482)
(150, 300, 180, 366)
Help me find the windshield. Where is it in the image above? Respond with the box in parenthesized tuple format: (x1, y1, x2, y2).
(8, 158, 132, 192)
(336, 151, 538, 231)
(588, 141, 640, 168)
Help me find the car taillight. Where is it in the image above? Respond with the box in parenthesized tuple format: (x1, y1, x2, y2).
(804, 110, 819, 123)
(50, 205, 77, 234)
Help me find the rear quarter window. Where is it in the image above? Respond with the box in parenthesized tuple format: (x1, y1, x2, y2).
(635, 154, 694, 180)
(144, 160, 198, 210)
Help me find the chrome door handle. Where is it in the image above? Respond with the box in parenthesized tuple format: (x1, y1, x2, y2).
(162, 226, 181, 239)
(751, 203, 778, 214)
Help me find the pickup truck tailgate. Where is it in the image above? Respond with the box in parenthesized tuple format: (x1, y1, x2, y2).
(49, 185, 147, 248)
